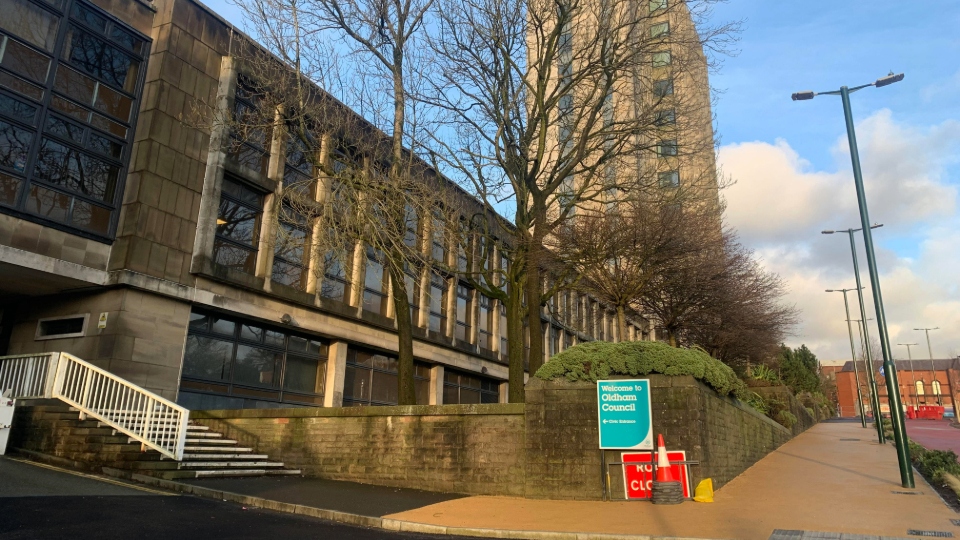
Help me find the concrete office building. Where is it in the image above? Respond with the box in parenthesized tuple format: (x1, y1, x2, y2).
(0, 0, 656, 410)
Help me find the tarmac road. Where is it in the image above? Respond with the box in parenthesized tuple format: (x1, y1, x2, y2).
(906, 418, 960, 454)
(0, 457, 473, 540)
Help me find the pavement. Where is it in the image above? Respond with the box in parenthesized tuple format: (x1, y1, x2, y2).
(179, 475, 466, 517)
(0, 457, 475, 540)
(6, 421, 960, 540)
(906, 418, 960, 454)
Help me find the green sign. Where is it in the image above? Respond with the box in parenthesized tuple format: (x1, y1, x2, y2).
(597, 379, 652, 450)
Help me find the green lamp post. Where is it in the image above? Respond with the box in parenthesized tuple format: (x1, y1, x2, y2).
(793, 72, 914, 488)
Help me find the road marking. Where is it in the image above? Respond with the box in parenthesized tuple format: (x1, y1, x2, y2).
(5, 457, 176, 496)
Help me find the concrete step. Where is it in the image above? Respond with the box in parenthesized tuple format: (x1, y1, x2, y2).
(193, 469, 268, 478)
(179, 461, 286, 469)
(182, 453, 268, 460)
(265, 469, 302, 476)
(185, 438, 237, 445)
(180, 431, 222, 439)
(186, 424, 210, 431)
(183, 446, 253, 452)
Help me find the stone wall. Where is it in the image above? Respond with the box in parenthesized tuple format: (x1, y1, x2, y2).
(192, 376, 810, 499)
(192, 404, 527, 496)
(525, 376, 794, 499)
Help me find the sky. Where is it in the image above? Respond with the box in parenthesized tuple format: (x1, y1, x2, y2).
(201, 0, 960, 363)
(708, 0, 960, 362)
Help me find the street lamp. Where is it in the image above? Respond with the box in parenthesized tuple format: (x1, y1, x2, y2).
(915, 327, 941, 406)
(799, 72, 913, 488)
(822, 225, 884, 445)
(897, 343, 919, 407)
(826, 288, 867, 427)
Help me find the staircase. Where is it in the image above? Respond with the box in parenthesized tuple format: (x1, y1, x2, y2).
(1, 353, 300, 479)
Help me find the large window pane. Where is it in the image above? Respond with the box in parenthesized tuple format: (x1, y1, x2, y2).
(33, 137, 118, 201)
(233, 345, 282, 387)
(62, 26, 139, 92)
(54, 65, 97, 106)
(0, 92, 37, 122)
(0, 119, 33, 172)
(1, 0, 59, 52)
(0, 172, 22, 206)
(183, 335, 233, 381)
(0, 37, 52, 83)
(216, 198, 259, 245)
(283, 354, 324, 393)
(213, 239, 257, 273)
(343, 364, 369, 403)
(25, 183, 68, 221)
(71, 198, 110, 233)
(371, 370, 398, 404)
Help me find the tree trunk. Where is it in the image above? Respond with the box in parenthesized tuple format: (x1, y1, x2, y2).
(525, 251, 545, 376)
(507, 279, 525, 403)
(616, 304, 628, 342)
(390, 263, 417, 405)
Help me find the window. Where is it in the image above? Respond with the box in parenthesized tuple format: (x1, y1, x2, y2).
(343, 348, 430, 406)
(649, 0, 667, 13)
(477, 295, 493, 351)
(932, 380, 941, 396)
(0, 0, 148, 238)
(35, 314, 87, 339)
(655, 109, 676, 126)
(428, 271, 448, 334)
(230, 76, 270, 176)
(180, 310, 329, 409)
(443, 369, 499, 404)
(320, 242, 351, 303)
(652, 51, 671, 68)
(272, 204, 310, 290)
(658, 170, 679, 188)
(915, 380, 924, 396)
(550, 325, 561, 356)
(363, 247, 389, 316)
(214, 176, 263, 274)
(431, 211, 446, 263)
(403, 262, 420, 323)
(500, 303, 509, 354)
(657, 139, 678, 156)
(650, 22, 669, 38)
(653, 79, 674, 98)
(455, 283, 472, 342)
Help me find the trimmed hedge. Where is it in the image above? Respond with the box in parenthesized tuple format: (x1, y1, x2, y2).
(533, 340, 749, 400)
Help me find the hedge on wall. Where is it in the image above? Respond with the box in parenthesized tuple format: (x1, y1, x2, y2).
(533, 341, 749, 399)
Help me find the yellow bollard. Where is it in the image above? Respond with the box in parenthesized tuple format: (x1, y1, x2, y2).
(693, 478, 714, 503)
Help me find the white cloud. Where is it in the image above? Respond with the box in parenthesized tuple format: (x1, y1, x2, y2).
(718, 110, 960, 362)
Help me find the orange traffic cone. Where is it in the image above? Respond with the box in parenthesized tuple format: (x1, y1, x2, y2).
(655, 434, 677, 482)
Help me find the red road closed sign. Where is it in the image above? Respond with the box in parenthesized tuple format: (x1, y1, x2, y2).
(621, 451, 690, 500)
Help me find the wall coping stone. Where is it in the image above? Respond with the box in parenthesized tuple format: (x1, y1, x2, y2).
(192, 402, 524, 419)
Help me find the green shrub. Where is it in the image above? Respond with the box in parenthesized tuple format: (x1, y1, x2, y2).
(776, 410, 798, 429)
(533, 340, 749, 399)
(750, 364, 781, 384)
(745, 392, 769, 414)
(913, 448, 960, 483)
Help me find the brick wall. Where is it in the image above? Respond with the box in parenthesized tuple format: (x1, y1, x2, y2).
(193, 376, 809, 499)
(192, 404, 527, 496)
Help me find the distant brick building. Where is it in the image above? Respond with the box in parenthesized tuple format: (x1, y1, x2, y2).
(836, 359, 958, 418)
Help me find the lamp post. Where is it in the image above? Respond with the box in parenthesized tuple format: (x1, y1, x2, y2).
(796, 72, 913, 488)
(898, 343, 919, 407)
(826, 288, 867, 426)
(915, 327, 941, 406)
(852, 317, 879, 426)
(823, 226, 884, 444)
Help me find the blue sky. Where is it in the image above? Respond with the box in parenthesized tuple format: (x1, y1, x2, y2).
(710, 1, 960, 361)
(202, 0, 960, 361)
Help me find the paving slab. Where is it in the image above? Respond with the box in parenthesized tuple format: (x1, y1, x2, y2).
(386, 422, 959, 540)
(181, 475, 466, 517)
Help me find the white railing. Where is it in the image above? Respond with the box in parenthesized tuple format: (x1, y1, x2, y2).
(0, 352, 189, 460)
(0, 353, 59, 399)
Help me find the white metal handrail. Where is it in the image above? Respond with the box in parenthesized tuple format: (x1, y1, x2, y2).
(0, 353, 59, 399)
(0, 352, 189, 460)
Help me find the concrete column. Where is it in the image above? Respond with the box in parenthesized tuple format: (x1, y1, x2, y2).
(499, 381, 509, 403)
(491, 299, 501, 355)
(429, 364, 445, 405)
(349, 241, 365, 308)
(254, 107, 287, 287)
(191, 56, 238, 272)
(306, 133, 331, 296)
(323, 340, 349, 407)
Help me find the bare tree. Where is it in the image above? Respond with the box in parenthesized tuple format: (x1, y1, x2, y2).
(425, 0, 737, 400)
